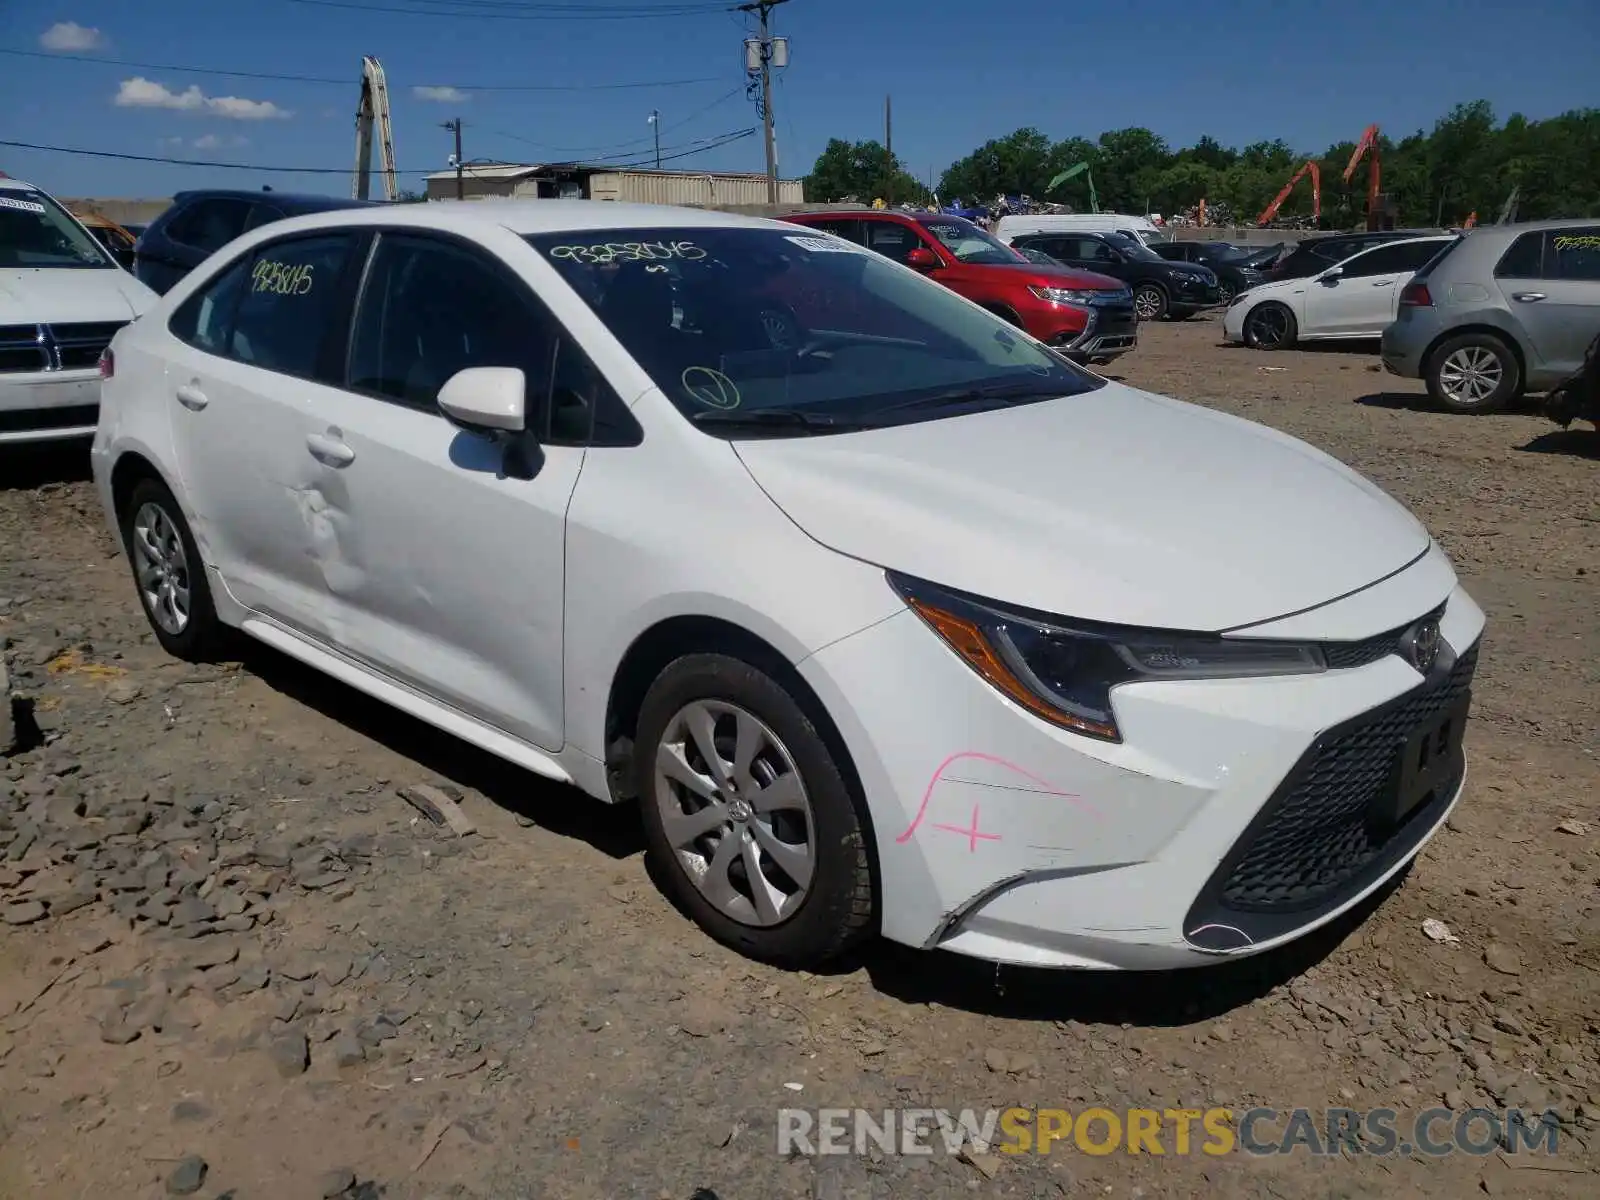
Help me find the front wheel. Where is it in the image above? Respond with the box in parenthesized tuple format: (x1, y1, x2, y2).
(1426, 333, 1521, 413)
(1133, 284, 1168, 322)
(635, 653, 874, 969)
(1242, 302, 1297, 350)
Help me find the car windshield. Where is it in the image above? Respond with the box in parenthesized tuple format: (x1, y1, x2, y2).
(0, 189, 114, 269)
(915, 217, 1023, 265)
(525, 227, 1100, 434)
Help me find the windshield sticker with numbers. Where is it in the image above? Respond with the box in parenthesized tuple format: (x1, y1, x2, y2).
(0, 195, 49, 215)
(784, 234, 860, 253)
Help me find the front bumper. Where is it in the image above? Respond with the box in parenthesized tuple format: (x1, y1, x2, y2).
(0, 369, 102, 445)
(798, 559, 1485, 969)
(1053, 302, 1138, 360)
(1169, 279, 1223, 311)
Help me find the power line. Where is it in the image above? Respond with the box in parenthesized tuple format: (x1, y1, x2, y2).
(2, 47, 721, 92)
(481, 85, 744, 155)
(0, 128, 757, 178)
(283, 0, 733, 20)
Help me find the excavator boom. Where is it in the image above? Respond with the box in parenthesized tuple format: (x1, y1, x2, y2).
(353, 56, 398, 202)
(1258, 160, 1321, 226)
(1343, 124, 1382, 230)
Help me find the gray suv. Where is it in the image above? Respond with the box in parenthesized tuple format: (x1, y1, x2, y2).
(1380, 220, 1600, 412)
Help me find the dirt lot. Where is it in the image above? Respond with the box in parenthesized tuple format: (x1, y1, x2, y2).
(2, 316, 1597, 1200)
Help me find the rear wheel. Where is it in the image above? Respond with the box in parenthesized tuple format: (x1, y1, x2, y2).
(1426, 333, 1520, 414)
(1217, 280, 1237, 306)
(1243, 302, 1297, 350)
(119, 477, 226, 661)
(635, 653, 874, 969)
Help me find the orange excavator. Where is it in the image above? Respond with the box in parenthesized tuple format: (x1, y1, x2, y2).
(1257, 160, 1320, 226)
(1344, 123, 1384, 230)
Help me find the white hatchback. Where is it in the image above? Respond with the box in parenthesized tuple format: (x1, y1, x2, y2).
(1223, 235, 1455, 350)
(91, 201, 1485, 970)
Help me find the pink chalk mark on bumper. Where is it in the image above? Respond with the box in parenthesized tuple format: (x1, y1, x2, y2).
(895, 750, 1102, 847)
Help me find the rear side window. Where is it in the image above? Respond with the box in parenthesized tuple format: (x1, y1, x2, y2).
(228, 233, 357, 381)
(1342, 240, 1448, 277)
(165, 199, 253, 253)
(1494, 232, 1544, 278)
(1548, 229, 1600, 281)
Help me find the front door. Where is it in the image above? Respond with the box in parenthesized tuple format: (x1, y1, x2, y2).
(163, 231, 362, 637)
(1302, 240, 1445, 337)
(298, 231, 582, 750)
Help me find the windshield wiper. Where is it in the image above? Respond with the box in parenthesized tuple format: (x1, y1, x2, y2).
(881, 381, 1066, 415)
(689, 407, 869, 434)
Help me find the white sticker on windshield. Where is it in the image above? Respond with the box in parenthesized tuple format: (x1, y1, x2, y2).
(785, 234, 859, 253)
(0, 196, 48, 215)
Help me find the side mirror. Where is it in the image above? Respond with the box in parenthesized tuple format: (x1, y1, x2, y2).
(438, 366, 544, 480)
(1319, 266, 1344, 283)
(905, 246, 940, 271)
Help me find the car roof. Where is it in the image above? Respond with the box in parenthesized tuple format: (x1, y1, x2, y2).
(170, 189, 378, 213)
(248, 199, 793, 240)
(0, 176, 48, 193)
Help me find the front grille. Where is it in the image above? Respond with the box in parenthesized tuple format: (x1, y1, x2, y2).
(0, 321, 125, 373)
(1322, 603, 1446, 669)
(0, 324, 48, 373)
(1185, 641, 1479, 949)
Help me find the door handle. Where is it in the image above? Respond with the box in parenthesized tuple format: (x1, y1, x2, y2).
(175, 384, 209, 411)
(306, 430, 355, 467)
(1512, 292, 1546, 302)
(1372, 280, 1393, 287)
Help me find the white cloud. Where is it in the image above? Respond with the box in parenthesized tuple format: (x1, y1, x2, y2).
(40, 21, 106, 51)
(192, 134, 223, 150)
(114, 76, 292, 120)
(413, 85, 467, 104)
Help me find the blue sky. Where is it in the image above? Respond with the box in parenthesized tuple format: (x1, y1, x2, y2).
(1, 0, 1597, 199)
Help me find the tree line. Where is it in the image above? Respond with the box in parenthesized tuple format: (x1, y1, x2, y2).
(803, 101, 1600, 227)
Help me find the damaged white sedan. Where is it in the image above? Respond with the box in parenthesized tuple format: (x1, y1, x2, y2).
(91, 201, 1485, 970)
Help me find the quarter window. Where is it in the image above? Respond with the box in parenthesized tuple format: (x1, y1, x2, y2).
(348, 233, 558, 419)
(228, 234, 356, 381)
(1548, 228, 1600, 281)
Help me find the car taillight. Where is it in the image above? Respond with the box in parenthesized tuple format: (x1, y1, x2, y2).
(1399, 281, 1433, 307)
(98, 347, 114, 379)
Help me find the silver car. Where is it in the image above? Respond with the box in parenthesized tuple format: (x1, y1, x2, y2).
(1380, 219, 1600, 412)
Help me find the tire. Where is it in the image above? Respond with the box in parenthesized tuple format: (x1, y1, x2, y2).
(634, 652, 874, 969)
(1242, 301, 1297, 351)
(1426, 333, 1521, 414)
(119, 476, 226, 661)
(1217, 280, 1237, 306)
(1132, 283, 1168, 322)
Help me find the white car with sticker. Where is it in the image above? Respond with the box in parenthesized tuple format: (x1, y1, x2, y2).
(91, 202, 1485, 971)
(1, 175, 157, 444)
(1223, 235, 1455, 350)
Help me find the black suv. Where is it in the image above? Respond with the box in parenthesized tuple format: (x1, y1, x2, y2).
(1266, 229, 1444, 284)
(1151, 241, 1270, 305)
(134, 190, 377, 295)
(1010, 231, 1222, 320)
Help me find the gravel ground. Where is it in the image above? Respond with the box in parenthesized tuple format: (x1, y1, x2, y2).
(1, 316, 1596, 1200)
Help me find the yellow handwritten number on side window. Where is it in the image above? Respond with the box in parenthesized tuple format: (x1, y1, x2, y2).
(251, 259, 315, 296)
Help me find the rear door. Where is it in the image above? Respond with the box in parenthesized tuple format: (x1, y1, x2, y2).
(1511, 228, 1600, 381)
(1302, 240, 1445, 337)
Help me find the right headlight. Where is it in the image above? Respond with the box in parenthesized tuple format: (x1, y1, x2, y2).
(1029, 285, 1100, 305)
(888, 573, 1326, 742)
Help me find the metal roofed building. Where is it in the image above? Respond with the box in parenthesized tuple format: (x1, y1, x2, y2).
(423, 162, 805, 208)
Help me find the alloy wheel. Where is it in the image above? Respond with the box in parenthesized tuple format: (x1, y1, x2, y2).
(653, 699, 815, 928)
(131, 501, 191, 636)
(1437, 346, 1503, 407)
(1134, 288, 1163, 320)
(1247, 305, 1290, 348)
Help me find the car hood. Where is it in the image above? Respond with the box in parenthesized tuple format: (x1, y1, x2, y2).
(0, 267, 156, 324)
(980, 262, 1125, 291)
(734, 383, 1431, 631)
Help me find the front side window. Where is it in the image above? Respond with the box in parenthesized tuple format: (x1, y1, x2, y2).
(1548, 228, 1600, 282)
(0, 188, 113, 269)
(228, 234, 356, 381)
(525, 226, 1101, 435)
(1495, 231, 1544, 278)
(918, 217, 1022, 265)
(348, 233, 557, 416)
(166, 199, 253, 254)
(169, 256, 251, 355)
(1340, 240, 1450, 278)
(864, 221, 932, 265)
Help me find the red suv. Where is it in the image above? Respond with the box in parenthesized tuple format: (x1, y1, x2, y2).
(784, 210, 1137, 362)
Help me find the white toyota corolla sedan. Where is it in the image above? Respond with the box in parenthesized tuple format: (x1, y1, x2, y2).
(90, 201, 1485, 970)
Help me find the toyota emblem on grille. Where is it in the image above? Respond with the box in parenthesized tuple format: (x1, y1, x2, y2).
(1399, 619, 1442, 674)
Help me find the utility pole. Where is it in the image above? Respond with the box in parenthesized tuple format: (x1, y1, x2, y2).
(739, 0, 789, 204)
(649, 110, 661, 169)
(441, 118, 463, 200)
(884, 94, 892, 206)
